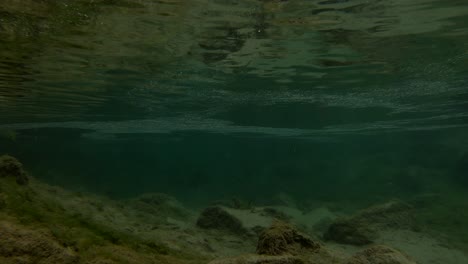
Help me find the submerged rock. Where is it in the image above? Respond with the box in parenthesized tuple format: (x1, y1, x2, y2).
(197, 206, 247, 233)
(324, 201, 414, 245)
(346, 245, 416, 264)
(0, 221, 79, 264)
(0, 155, 29, 185)
(257, 220, 320, 256)
(208, 220, 340, 264)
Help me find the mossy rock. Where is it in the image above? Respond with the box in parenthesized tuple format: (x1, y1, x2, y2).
(0, 155, 29, 185)
(256, 220, 320, 256)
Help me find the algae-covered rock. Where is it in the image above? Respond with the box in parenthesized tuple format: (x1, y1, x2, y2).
(0, 155, 29, 185)
(0, 221, 79, 264)
(197, 206, 246, 233)
(324, 201, 414, 245)
(257, 220, 320, 256)
(208, 254, 304, 264)
(208, 220, 341, 264)
(346, 245, 416, 264)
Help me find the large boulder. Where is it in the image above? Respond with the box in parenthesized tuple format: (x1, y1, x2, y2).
(324, 201, 414, 245)
(346, 245, 416, 264)
(0, 155, 29, 185)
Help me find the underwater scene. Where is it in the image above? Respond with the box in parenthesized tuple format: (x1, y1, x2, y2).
(1, 0, 468, 263)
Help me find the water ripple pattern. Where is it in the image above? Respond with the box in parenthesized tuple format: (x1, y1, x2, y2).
(1, 0, 468, 133)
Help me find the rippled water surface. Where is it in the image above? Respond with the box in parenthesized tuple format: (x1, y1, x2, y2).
(1, 0, 468, 125)
(1, 0, 468, 215)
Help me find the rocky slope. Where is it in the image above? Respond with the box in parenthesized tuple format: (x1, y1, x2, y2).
(1, 155, 467, 264)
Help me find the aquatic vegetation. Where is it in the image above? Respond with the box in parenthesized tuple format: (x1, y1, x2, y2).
(0, 156, 207, 264)
(0, 221, 80, 264)
(1, 155, 467, 263)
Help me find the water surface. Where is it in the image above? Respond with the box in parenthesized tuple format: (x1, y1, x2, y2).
(1, 0, 468, 237)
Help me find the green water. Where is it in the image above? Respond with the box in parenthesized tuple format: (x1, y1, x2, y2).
(1, 0, 468, 244)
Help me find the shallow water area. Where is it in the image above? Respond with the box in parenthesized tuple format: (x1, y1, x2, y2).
(1, 0, 468, 263)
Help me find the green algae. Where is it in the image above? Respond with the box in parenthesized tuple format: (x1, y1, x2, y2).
(0, 175, 207, 264)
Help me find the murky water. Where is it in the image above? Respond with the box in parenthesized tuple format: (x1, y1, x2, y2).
(1, 0, 468, 259)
